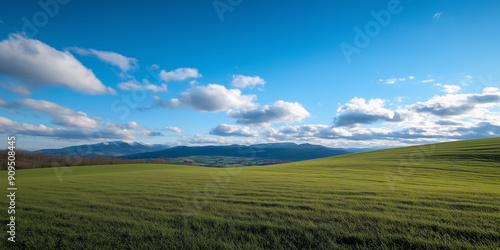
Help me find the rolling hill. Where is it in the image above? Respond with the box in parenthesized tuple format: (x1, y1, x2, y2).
(2, 137, 499, 249)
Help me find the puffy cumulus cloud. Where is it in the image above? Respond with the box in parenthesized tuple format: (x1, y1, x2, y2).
(0, 116, 160, 140)
(261, 125, 349, 141)
(160, 67, 201, 82)
(0, 116, 55, 137)
(165, 126, 185, 133)
(453, 122, 500, 139)
(202, 88, 500, 147)
(408, 88, 500, 118)
(0, 99, 160, 140)
(260, 122, 500, 144)
(210, 124, 259, 137)
(331, 88, 500, 134)
(227, 100, 310, 127)
(256, 87, 500, 145)
(0, 99, 99, 129)
(483, 87, 500, 93)
(262, 124, 403, 141)
(155, 84, 257, 112)
(335, 97, 402, 127)
(231, 75, 266, 89)
(0, 34, 115, 95)
(68, 47, 138, 72)
(442, 84, 461, 94)
(118, 79, 167, 92)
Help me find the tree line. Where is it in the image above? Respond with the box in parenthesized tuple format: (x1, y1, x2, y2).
(0, 150, 194, 170)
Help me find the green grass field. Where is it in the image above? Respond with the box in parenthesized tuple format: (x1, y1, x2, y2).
(2, 137, 499, 249)
(164, 155, 289, 167)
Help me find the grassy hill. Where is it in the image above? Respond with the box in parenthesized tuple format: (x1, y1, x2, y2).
(1, 137, 499, 249)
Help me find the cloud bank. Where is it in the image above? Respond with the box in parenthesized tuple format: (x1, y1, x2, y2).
(0, 34, 115, 95)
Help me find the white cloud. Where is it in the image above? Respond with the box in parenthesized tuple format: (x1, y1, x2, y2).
(395, 96, 407, 103)
(118, 79, 167, 92)
(210, 124, 259, 137)
(420, 79, 435, 83)
(0, 99, 161, 140)
(385, 78, 397, 84)
(159, 67, 201, 82)
(231, 74, 266, 89)
(0, 34, 115, 95)
(259, 117, 500, 146)
(262, 124, 395, 142)
(442, 84, 461, 94)
(155, 84, 257, 112)
(0, 116, 160, 140)
(408, 88, 500, 117)
(165, 126, 185, 133)
(68, 47, 138, 73)
(0, 116, 53, 137)
(483, 87, 500, 93)
(334, 88, 500, 129)
(206, 88, 500, 147)
(0, 79, 31, 97)
(335, 97, 401, 127)
(379, 76, 414, 84)
(0, 111, 161, 143)
(227, 100, 310, 127)
(460, 75, 474, 86)
(0, 99, 99, 129)
(433, 12, 443, 19)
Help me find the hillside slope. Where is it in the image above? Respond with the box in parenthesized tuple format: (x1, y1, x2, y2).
(2, 137, 499, 249)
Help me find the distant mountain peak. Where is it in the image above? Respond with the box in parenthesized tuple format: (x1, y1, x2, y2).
(34, 141, 169, 157)
(120, 140, 135, 145)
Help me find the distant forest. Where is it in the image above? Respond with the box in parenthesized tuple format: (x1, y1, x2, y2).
(0, 150, 194, 170)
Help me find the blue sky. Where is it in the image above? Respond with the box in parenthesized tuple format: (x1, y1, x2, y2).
(1, 0, 500, 150)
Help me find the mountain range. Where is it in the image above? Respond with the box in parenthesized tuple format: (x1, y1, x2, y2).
(34, 141, 169, 157)
(122, 143, 349, 161)
(34, 141, 350, 161)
